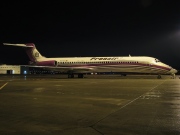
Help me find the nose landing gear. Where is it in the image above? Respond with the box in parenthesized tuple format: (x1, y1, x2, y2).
(171, 73, 176, 79)
(157, 74, 162, 79)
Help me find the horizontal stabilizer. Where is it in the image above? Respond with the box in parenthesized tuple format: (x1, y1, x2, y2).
(3, 43, 33, 47)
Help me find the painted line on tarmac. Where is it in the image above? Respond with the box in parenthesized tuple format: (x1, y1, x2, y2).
(0, 82, 8, 90)
(90, 80, 166, 129)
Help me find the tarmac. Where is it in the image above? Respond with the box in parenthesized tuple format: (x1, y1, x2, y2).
(0, 74, 180, 135)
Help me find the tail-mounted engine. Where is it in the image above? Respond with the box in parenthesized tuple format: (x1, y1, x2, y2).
(36, 60, 58, 66)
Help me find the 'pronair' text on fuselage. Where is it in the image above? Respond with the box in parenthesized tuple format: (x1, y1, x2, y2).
(90, 57, 119, 60)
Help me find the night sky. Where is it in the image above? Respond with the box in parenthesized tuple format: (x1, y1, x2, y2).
(1, 0, 180, 69)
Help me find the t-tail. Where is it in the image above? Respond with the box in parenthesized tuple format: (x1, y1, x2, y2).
(3, 43, 46, 64)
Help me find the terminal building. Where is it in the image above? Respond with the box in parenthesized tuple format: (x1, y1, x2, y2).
(0, 64, 57, 75)
(0, 64, 29, 74)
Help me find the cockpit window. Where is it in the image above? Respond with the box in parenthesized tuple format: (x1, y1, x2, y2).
(155, 59, 161, 63)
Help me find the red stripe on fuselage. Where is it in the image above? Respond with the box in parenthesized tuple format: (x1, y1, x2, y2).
(56, 63, 171, 71)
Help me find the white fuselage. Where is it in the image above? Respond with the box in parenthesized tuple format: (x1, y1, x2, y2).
(37, 56, 174, 74)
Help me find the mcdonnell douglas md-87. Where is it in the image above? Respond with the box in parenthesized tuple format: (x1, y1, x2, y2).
(3, 43, 177, 78)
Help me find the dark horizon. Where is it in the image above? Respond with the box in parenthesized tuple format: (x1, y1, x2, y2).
(1, 0, 180, 69)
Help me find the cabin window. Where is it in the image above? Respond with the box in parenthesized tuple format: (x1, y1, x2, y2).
(155, 59, 160, 63)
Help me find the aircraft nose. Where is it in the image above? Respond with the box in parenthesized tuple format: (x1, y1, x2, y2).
(170, 68, 178, 74)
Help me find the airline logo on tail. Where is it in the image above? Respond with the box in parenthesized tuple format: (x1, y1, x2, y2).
(35, 52, 39, 57)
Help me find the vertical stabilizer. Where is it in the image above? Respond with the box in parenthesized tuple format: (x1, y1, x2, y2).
(24, 43, 45, 62)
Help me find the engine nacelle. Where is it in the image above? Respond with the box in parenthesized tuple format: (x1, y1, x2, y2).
(36, 60, 57, 66)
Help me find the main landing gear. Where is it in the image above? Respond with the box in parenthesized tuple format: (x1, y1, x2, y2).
(78, 73, 84, 78)
(68, 74, 74, 78)
(68, 73, 84, 78)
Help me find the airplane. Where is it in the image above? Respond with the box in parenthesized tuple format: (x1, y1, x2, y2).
(3, 43, 177, 79)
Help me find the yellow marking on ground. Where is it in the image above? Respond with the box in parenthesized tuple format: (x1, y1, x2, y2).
(0, 82, 8, 90)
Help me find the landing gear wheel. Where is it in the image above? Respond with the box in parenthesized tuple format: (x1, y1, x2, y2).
(68, 74, 74, 78)
(78, 73, 84, 78)
(157, 74, 161, 79)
